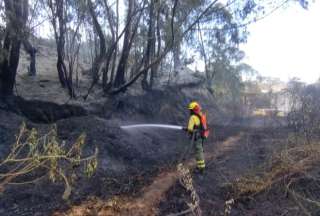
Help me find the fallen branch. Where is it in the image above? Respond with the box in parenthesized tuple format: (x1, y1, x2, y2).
(166, 163, 201, 216)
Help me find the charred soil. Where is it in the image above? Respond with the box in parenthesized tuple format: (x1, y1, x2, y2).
(0, 87, 312, 216)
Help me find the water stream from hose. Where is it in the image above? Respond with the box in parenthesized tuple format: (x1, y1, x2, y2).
(120, 124, 183, 130)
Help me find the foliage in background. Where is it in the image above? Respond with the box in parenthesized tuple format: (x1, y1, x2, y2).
(287, 80, 320, 142)
(0, 0, 309, 99)
(230, 79, 320, 215)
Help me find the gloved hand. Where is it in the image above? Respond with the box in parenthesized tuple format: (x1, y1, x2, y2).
(182, 127, 188, 132)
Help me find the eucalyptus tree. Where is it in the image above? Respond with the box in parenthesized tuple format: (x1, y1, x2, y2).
(44, 0, 87, 97)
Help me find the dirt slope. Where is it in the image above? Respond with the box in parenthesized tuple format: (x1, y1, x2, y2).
(1, 99, 303, 216)
(0, 50, 297, 216)
(55, 124, 291, 216)
(53, 130, 244, 216)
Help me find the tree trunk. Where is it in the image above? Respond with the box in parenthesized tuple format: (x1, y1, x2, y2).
(110, 0, 120, 86)
(53, 0, 67, 88)
(0, 35, 21, 96)
(151, 4, 162, 87)
(173, 44, 181, 76)
(113, 0, 134, 88)
(149, 0, 160, 90)
(102, 0, 117, 91)
(0, 0, 27, 97)
(22, 0, 36, 77)
(142, 0, 156, 91)
(88, 0, 106, 82)
(50, 0, 74, 97)
(23, 40, 37, 76)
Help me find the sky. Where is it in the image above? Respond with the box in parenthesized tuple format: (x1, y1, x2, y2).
(241, 0, 320, 84)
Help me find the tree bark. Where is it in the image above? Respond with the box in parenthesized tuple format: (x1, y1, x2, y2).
(49, 0, 74, 97)
(1, 35, 21, 96)
(142, 0, 156, 91)
(111, 0, 120, 86)
(22, 0, 36, 77)
(173, 44, 181, 75)
(0, 0, 28, 97)
(88, 0, 106, 82)
(113, 0, 135, 88)
(102, 0, 117, 91)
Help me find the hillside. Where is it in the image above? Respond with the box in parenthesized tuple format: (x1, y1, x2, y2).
(0, 1, 319, 215)
(2, 46, 319, 215)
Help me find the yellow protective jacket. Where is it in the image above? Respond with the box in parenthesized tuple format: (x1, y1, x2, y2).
(187, 114, 201, 132)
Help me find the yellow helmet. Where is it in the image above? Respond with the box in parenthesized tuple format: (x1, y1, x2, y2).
(188, 101, 201, 112)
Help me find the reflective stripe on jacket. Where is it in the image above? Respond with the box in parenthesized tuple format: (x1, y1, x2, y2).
(188, 114, 201, 132)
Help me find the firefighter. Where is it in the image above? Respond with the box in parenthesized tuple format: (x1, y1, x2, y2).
(184, 101, 209, 173)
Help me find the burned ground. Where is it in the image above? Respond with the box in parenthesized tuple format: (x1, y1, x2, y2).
(0, 86, 221, 215)
(0, 84, 318, 216)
